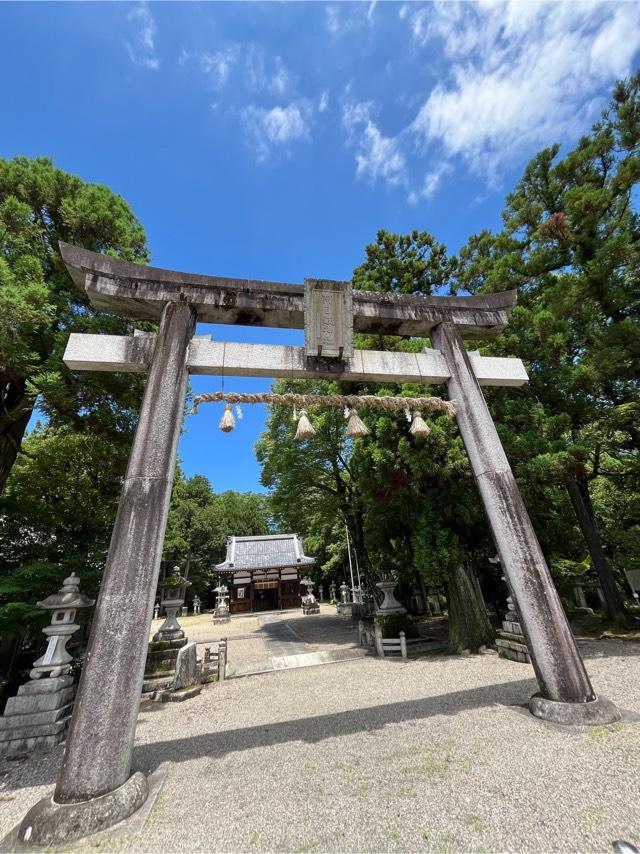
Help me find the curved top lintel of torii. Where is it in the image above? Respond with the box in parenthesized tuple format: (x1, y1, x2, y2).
(59, 241, 517, 337)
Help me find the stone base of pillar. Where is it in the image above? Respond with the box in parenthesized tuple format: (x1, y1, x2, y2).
(529, 693, 621, 726)
(17, 771, 148, 847)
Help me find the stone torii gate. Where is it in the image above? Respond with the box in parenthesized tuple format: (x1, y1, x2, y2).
(21, 243, 619, 845)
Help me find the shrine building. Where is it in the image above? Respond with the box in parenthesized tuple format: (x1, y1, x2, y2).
(215, 534, 315, 613)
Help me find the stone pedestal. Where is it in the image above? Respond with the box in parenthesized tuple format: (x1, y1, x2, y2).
(495, 595, 531, 664)
(142, 636, 188, 693)
(0, 676, 75, 758)
(375, 579, 406, 617)
(0, 573, 93, 759)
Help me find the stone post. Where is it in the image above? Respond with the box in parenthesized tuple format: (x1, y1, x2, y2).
(374, 622, 384, 657)
(430, 322, 618, 724)
(21, 302, 196, 845)
(399, 631, 407, 660)
(218, 640, 227, 682)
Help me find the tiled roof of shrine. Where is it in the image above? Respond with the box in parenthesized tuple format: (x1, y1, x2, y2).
(215, 534, 315, 572)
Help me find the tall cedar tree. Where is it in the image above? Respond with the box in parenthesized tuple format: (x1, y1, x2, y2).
(0, 157, 149, 494)
(456, 72, 640, 624)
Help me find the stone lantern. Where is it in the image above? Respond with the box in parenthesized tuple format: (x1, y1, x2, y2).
(212, 582, 230, 624)
(31, 573, 95, 680)
(154, 567, 191, 642)
(329, 581, 337, 603)
(0, 573, 94, 758)
(300, 577, 319, 615)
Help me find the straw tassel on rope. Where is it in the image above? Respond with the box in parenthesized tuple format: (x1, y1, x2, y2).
(219, 403, 235, 433)
(346, 408, 369, 438)
(409, 411, 430, 438)
(295, 409, 316, 441)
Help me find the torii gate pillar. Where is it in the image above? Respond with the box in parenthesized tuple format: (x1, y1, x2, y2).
(432, 323, 619, 716)
(20, 300, 196, 845)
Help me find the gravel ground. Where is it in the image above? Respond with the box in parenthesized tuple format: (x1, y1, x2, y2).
(1, 638, 639, 853)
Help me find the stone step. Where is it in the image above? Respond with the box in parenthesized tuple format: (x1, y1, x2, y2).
(0, 703, 73, 731)
(0, 717, 69, 741)
(502, 620, 522, 634)
(0, 733, 66, 758)
(142, 673, 175, 694)
(497, 630, 525, 643)
(18, 675, 74, 696)
(4, 686, 75, 716)
(496, 638, 529, 654)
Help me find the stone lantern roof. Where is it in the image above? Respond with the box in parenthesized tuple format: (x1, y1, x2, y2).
(37, 573, 95, 611)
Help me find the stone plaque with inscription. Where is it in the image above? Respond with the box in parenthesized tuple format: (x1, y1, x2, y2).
(304, 278, 353, 359)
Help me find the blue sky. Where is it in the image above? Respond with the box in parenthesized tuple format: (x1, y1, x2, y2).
(2, 1, 639, 492)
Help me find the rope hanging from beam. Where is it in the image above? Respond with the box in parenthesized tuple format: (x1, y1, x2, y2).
(190, 391, 455, 417)
(190, 391, 455, 441)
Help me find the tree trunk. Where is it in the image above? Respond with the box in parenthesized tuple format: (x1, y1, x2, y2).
(446, 563, 495, 654)
(0, 378, 33, 495)
(566, 475, 632, 626)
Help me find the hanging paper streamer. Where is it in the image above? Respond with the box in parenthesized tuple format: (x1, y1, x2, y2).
(295, 409, 316, 441)
(235, 404, 243, 420)
(219, 403, 235, 433)
(346, 408, 369, 438)
(409, 411, 430, 438)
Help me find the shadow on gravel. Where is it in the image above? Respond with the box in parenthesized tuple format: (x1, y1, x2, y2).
(3, 640, 638, 793)
(129, 675, 547, 776)
(579, 639, 640, 659)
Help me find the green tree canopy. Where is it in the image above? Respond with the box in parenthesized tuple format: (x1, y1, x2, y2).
(455, 70, 640, 623)
(0, 156, 149, 494)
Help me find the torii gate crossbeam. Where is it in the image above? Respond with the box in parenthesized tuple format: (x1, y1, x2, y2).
(20, 244, 620, 846)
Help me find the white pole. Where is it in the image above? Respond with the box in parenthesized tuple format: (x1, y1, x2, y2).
(345, 524, 355, 591)
(353, 543, 362, 588)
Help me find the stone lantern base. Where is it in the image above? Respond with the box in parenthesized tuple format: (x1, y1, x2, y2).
(0, 675, 76, 758)
(142, 637, 188, 693)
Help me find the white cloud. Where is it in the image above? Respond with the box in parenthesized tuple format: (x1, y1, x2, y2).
(242, 100, 312, 161)
(407, 162, 451, 205)
(126, 3, 159, 70)
(198, 47, 240, 90)
(407, 1, 640, 181)
(318, 91, 330, 113)
(184, 43, 293, 96)
(325, 2, 378, 36)
(342, 101, 407, 187)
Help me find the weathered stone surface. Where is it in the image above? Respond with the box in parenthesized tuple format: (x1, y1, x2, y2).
(59, 242, 517, 337)
(4, 687, 75, 716)
(173, 642, 198, 691)
(529, 693, 622, 726)
(304, 279, 353, 359)
(54, 301, 195, 807)
(431, 321, 604, 708)
(65, 334, 529, 387)
(0, 703, 73, 730)
(0, 733, 66, 758)
(17, 675, 73, 696)
(158, 685, 202, 703)
(18, 771, 148, 846)
(0, 718, 68, 740)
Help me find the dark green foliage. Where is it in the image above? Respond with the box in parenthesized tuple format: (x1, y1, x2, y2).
(0, 156, 150, 495)
(455, 70, 640, 623)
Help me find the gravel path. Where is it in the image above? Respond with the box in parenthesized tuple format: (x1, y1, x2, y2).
(1, 638, 639, 853)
